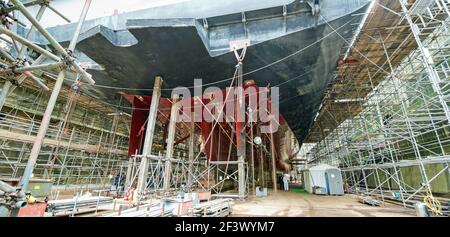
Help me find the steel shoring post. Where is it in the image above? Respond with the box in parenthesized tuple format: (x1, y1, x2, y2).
(216, 126, 221, 191)
(125, 157, 133, 189)
(187, 112, 195, 189)
(249, 105, 255, 195)
(269, 123, 277, 194)
(163, 94, 180, 190)
(137, 76, 162, 194)
(258, 124, 265, 188)
(234, 48, 247, 199)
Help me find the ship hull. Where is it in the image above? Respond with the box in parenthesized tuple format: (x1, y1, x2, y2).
(36, 0, 370, 145)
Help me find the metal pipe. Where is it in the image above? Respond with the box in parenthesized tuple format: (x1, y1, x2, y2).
(0, 61, 8, 68)
(125, 157, 133, 189)
(23, 71, 49, 91)
(0, 47, 16, 62)
(270, 124, 277, 194)
(0, 26, 60, 61)
(10, 0, 94, 85)
(0, 81, 12, 112)
(68, 0, 91, 51)
(11, 0, 66, 55)
(11, 62, 64, 74)
(187, 112, 195, 188)
(236, 64, 246, 199)
(259, 134, 264, 187)
(233, 46, 247, 199)
(9, 55, 47, 94)
(19, 70, 66, 190)
(137, 76, 163, 194)
(163, 94, 180, 190)
(0, 35, 13, 45)
(0, 180, 15, 193)
(47, 4, 72, 23)
(18, 4, 47, 59)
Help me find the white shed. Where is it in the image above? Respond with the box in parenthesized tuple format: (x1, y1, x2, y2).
(304, 164, 344, 195)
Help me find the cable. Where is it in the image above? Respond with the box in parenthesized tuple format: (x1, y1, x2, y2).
(87, 67, 316, 111)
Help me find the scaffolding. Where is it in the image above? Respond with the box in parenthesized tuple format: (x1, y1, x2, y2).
(0, 0, 134, 210)
(304, 0, 450, 216)
(0, 80, 129, 188)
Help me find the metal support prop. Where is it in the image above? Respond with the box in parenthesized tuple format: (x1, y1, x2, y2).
(270, 121, 277, 194)
(137, 76, 163, 194)
(163, 94, 180, 190)
(125, 157, 133, 189)
(187, 112, 195, 188)
(235, 48, 247, 199)
(258, 126, 265, 187)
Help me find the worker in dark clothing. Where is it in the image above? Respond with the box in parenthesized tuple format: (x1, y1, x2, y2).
(277, 175, 283, 189)
(113, 173, 126, 193)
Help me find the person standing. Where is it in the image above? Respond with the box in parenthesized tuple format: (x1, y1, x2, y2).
(277, 174, 283, 190)
(282, 174, 289, 191)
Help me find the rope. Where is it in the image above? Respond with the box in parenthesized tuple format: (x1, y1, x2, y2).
(424, 193, 442, 216)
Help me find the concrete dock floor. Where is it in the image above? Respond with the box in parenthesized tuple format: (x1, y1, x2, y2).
(231, 189, 416, 217)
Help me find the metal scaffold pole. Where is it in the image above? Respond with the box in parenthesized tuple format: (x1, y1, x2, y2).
(20, 70, 66, 189)
(163, 94, 180, 190)
(187, 112, 195, 188)
(0, 81, 12, 112)
(270, 121, 277, 194)
(137, 76, 163, 194)
(234, 46, 247, 199)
